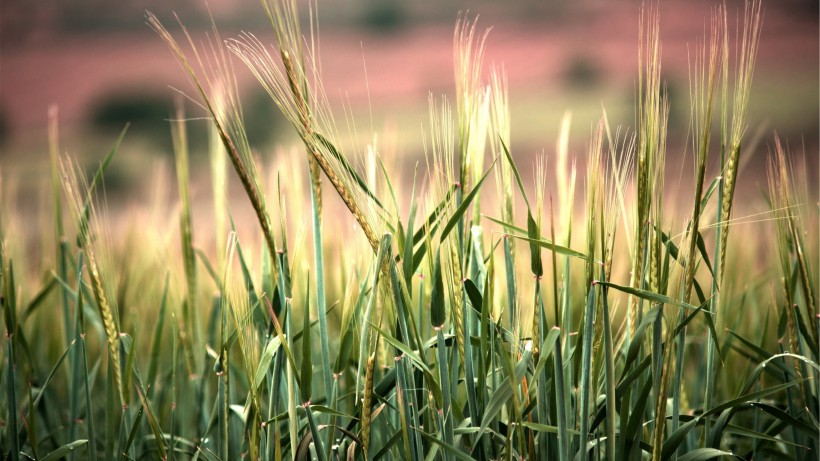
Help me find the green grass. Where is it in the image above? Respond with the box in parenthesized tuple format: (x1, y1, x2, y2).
(2, 1, 818, 460)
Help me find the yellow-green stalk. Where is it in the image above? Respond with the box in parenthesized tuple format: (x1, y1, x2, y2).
(556, 111, 575, 245)
(171, 104, 202, 377)
(209, 94, 228, 271)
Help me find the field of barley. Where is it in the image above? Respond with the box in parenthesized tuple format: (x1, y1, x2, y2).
(1, 0, 818, 460)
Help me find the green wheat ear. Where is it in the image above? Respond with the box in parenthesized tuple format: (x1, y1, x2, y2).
(59, 156, 124, 406)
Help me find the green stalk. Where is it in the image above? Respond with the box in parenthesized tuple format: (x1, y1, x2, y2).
(599, 281, 616, 461)
(503, 237, 518, 344)
(436, 327, 455, 461)
(48, 110, 75, 395)
(535, 288, 551, 460)
(75, 254, 97, 461)
(553, 328, 569, 461)
(172, 109, 203, 378)
(147, 273, 169, 398)
(218, 300, 229, 461)
(303, 405, 327, 461)
(703, 180, 723, 440)
(309, 178, 334, 421)
(170, 317, 178, 461)
(324, 373, 339, 461)
(357, 236, 391, 402)
(285, 302, 297, 460)
(396, 355, 420, 461)
(65, 242, 80, 459)
(561, 254, 573, 431)
(578, 283, 596, 456)
(104, 352, 118, 460)
(3, 259, 19, 461)
(671, 305, 686, 458)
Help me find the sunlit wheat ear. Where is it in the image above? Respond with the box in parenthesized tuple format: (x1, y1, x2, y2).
(768, 137, 817, 340)
(682, 5, 723, 306)
(426, 94, 457, 215)
(649, 95, 669, 295)
(601, 111, 636, 279)
(424, 93, 467, 361)
(454, 13, 490, 187)
(629, 1, 667, 340)
(766, 139, 809, 403)
(59, 156, 124, 405)
(718, 0, 762, 279)
(490, 65, 516, 237)
(148, 13, 281, 284)
(585, 122, 604, 290)
(229, 34, 382, 254)
(468, 86, 491, 225)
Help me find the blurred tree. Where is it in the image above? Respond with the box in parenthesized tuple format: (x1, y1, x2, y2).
(90, 90, 174, 147)
(0, 105, 9, 146)
(563, 54, 602, 89)
(361, 0, 406, 33)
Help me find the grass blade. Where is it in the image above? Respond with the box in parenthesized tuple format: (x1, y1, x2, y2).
(677, 448, 737, 461)
(40, 440, 89, 461)
(597, 281, 701, 311)
(440, 156, 498, 242)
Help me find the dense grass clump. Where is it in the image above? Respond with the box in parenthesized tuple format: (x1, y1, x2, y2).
(1, 1, 818, 460)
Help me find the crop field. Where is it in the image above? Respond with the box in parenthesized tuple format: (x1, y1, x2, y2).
(0, 0, 818, 460)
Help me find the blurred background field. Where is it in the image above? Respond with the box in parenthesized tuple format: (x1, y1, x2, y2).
(2, 1, 817, 149)
(1, 0, 817, 264)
